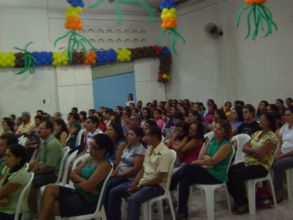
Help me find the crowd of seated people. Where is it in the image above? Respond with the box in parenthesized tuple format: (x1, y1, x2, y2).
(0, 97, 292, 219)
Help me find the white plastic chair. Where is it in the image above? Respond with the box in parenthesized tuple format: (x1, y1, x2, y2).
(142, 150, 177, 220)
(231, 134, 251, 164)
(193, 146, 235, 220)
(246, 173, 277, 214)
(245, 147, 278, 215)
(56, 147, 71, 183)
(14, 172, 34, 220)
(286, 168, 293, 200)
(204, 131, 214, 141)
(62, 166, 113, 220)
(60, 150, 79, 186)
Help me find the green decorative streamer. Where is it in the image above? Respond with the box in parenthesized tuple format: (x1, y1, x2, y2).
(236, 3, 278, 40)
(120, 0, 155, 22)
(88, 0, 105, 8)
(158, 29, 186, 55)
(14, 42, 36, 75)
(87, 0, 155, 23)
(54, 30, 97, 61)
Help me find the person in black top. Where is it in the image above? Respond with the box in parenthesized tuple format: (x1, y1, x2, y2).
(237, 104, 260, 136)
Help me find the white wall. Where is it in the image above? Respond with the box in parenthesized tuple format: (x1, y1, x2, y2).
(134, 58, 166, 104)
(0, 0, 164, 119)
(166, 0, 222, 104)
(217, 0, 293, 106)
(0, 0, 58, 118)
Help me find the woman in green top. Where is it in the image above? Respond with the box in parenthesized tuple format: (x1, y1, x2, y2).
(170, 120, 233, 220)
(227, 112, 277, 214)
(39, 133, 113, 220)
(0, 144, 30, 220)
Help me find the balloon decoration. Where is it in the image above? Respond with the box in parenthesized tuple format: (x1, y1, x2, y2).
(237, 0, 277, 40)
(84, 50, 96, 65)
(13, 42, 37, 75)
(0, 52, 15, 68)
(0, 45, 172, 83)
(52, 52, 69, 66)
(158, 0, 186, 55)
(96, 49, 117, 64)
(88, 0, 155, 23)
(54, 0, 97, 61)
(116, 49, 131, 62)
(32, 52, 53, 66)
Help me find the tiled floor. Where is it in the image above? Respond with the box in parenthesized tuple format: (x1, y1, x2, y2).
(26, 188, 293, 220)
(152, 189, 293, 220)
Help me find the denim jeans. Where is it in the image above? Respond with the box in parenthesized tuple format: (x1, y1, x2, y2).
(273, 157, 293, 190)
(105, 176, 131, 218)
(108, 182, 164, 220)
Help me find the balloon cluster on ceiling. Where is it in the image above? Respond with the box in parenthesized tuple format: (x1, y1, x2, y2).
(237, 0, 277, 40)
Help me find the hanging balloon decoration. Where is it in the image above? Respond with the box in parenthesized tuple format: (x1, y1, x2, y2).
(88, 0, 155, 23)
(54, 0, 97, 61)
(236, 0, 277, 40)
(158, 0, 186, 55)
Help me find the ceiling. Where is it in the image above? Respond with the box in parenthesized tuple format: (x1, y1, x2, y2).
(0, 0, 207, 17)
(47, 0, 206, 16)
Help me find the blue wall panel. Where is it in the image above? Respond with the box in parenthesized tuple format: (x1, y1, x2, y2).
(92, 72, 136, 110)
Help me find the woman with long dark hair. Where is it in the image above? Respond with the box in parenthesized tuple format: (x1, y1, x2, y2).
(106, 122, 127, 166)
(1, 118, 14, 135)
(0, 144, 30, 220)
(54, 119, 69, 147)
(40, 134, 113, 220)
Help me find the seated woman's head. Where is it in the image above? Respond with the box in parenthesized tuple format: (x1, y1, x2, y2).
(259, 112, 277, 132)
(230, 106, 243, 122)
(5, 144, 27, 172)
(188, 122, 204, 140)
(127, 127, 144, 145)
(2, 117, 14, 132)
(174, 122, 189, 139)
(90, 134, 114, 158)
(214, 109, 227, 121)
(0, 134, 18, 157)
(284, 106, 293, 126)
(214, 119, 232, 140)
(106, 122, 125, 142)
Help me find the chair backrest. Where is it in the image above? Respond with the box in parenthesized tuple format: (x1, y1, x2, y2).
(56, 147, 70, 183)
(198, 132, 214, 158)
(61, 150, 79, 186)
(93, 165, 114, 215)
(164, 150, 177, 194)
(231, 134, 251, 164)
(204, 131, 214, 141)
(14, 172, 34, 220)
(226, 145, 236, 174)
(69, 153, 90, 187)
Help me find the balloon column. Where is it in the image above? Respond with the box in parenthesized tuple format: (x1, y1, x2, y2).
(88, 0, 155, 23)
(54, 0, 97, 61)
(237, 0, 277, 40)
(158, 0, 186, 55)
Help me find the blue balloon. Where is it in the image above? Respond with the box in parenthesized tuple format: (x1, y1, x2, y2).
(96, 49, 117, 64)
(67, 0, 85, 8)
(162, 47, 171, 57)
(32, 52, 53, 66)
